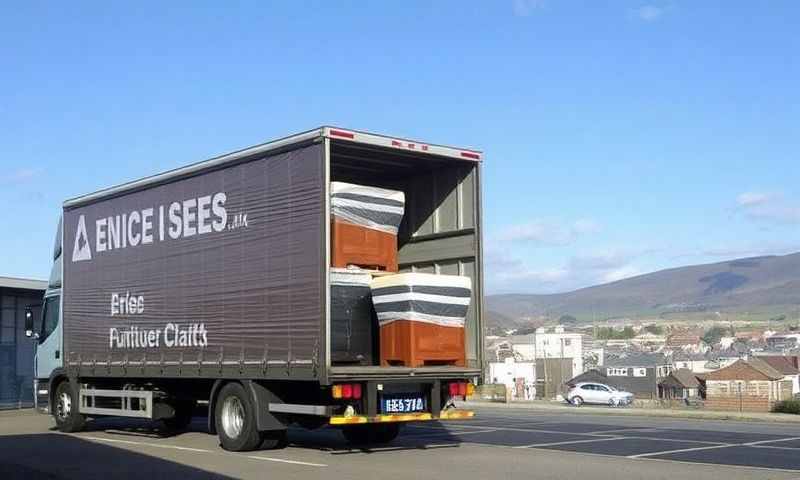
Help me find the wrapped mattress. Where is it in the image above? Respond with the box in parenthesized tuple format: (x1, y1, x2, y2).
(330, 182, 405, 271)
(370, 273, 471, 367)
(330, 268, 376, 365)
(330, 182, 406, 235)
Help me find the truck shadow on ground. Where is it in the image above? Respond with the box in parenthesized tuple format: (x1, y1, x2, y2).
(0, 433, 235, 479)
(61, 415, 465, 455)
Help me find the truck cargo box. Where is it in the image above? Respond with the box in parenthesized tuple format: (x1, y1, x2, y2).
(61, 127, 483, 384)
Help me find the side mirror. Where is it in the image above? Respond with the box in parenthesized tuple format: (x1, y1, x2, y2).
(24, 307, 34, 338)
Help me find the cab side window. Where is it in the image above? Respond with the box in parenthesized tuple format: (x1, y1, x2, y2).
(40, 297, 60, 343)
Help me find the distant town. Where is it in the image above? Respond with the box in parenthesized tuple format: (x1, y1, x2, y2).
(485, 317, 800, 412)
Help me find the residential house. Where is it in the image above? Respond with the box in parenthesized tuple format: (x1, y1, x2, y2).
(672, 350, 716, 373)
(658, 368, 701, 401)
(600, 353, 673, 400)
(704, 358, 793, 412)
(665, 331, 706, 354)
(766, 334, 800, 351)
(752, 355, 800, 395)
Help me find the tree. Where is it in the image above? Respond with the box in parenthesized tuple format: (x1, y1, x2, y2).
(702, 326, 729, 346)
(643, 324, 664, 335)
(558, 315, 578, 325)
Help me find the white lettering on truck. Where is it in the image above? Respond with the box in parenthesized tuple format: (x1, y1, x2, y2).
(72, 191, 231, 262)
(109, 323, 208, 349)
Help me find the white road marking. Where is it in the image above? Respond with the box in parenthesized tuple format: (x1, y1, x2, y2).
(244, 455, 327, 467)
(515, 437, 626, 448)
(628, 444, 735, 458)
(82, 435, 326, 467)
(83, 436, 212, 453)
(587, 428, 661, 435)
(410, 428, 499, 439)
(741, 436, 800, 446)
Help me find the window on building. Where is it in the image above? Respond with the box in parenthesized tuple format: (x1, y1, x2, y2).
(607, 368, 628, 376)
(656, 365, 672, 377)
(633, 368, 647, 377)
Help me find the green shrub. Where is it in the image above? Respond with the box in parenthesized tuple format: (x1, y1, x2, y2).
(773, 399, 800, 414)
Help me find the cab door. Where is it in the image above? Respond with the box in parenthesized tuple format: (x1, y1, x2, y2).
(35, 292, 62, 381)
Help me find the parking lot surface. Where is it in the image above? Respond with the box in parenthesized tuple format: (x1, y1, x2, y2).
(4, 406, 800, 479)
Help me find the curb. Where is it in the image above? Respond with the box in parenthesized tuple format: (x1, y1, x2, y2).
(460, 400, 800, 424)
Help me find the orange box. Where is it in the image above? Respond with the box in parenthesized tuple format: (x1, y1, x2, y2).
(379, 320, 466, 368)
(331, 218, 398, 272)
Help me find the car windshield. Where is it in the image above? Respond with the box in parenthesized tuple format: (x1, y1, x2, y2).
(606, 385, 618, 391)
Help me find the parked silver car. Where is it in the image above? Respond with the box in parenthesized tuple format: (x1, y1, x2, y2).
(567, 382, 634, 407)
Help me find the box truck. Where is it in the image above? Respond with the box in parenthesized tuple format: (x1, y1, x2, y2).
(26, 127, 484, 451)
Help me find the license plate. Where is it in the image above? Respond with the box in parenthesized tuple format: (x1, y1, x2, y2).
(382, 394, 425, 414)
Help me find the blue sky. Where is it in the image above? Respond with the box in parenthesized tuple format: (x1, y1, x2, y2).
(1, 1, 798, 294)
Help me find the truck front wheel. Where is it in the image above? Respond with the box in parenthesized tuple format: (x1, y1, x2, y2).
(53, 380, 86, 433)
(342, 423, 401, 445)
(214, 382, 262, 451)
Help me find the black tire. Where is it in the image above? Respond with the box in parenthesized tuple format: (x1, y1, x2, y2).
(163, 400, 196, 431)
(571, 396, 584, 407)
(342, 423, 401, 445)
(260, 429, 289, 450)
(214, 383, 262, 452)
(53, 380, 86, 433)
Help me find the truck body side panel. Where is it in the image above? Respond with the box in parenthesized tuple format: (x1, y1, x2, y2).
(62, 144, 325, 379)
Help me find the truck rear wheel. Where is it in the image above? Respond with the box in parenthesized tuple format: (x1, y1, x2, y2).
(215, 383, 262, 451)
(53, 380, 86, 433)
(342, 423, 401, 445)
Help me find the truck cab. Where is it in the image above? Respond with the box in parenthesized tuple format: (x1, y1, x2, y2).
(28, 216, 64, 413)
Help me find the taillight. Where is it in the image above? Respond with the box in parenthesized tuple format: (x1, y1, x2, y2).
(447, 381, 473, 399)
(458, 383, 467, 396)
(448, 382, 459, 396)
(332, 383, 362, 400)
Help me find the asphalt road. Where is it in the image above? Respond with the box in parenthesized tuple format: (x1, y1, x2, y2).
(4, 406, 800, 479)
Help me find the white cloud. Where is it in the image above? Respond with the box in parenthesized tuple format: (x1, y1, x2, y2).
(636, 5, 664, 21)
(602, 266, 644, 283)
(736, 191, 772, 207)
(498, 218, 602, 246)
(512, 0, 545, 17)
(735, 191, 800, 225)
(485, 246, 651, 294)
(1, 167, 43, 185)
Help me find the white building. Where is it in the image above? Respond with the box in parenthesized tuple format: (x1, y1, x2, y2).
(488, 358, 536, 400)
(509, 326, 584, 378)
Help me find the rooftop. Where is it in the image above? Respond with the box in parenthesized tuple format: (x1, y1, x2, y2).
(0, 276, 47, 291)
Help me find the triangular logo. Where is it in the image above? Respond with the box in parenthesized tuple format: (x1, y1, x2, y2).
(72, 215, 92, 262)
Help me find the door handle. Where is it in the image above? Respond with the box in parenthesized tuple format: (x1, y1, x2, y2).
(55, 350, 60, 359)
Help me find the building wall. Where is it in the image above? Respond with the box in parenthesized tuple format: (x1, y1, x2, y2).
(705, 379, 791, 412)
(511, 332, 584, 376)
(0, 288, 43, 409)
(488, 360, 536, 399)
(600, 366, 666, 399)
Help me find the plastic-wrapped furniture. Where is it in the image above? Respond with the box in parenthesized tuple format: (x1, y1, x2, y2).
(330, 268, 376, 365)
(330, 182, 405, 272)
(371, 273, 471, 367)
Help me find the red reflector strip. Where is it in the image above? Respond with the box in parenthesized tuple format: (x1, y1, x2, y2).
(330, 129, 355, 139)
(460, 151, 480, 160)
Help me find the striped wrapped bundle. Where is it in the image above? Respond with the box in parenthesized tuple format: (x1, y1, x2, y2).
(330, 182, 406, 271)
(370, 273, 471, 368)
